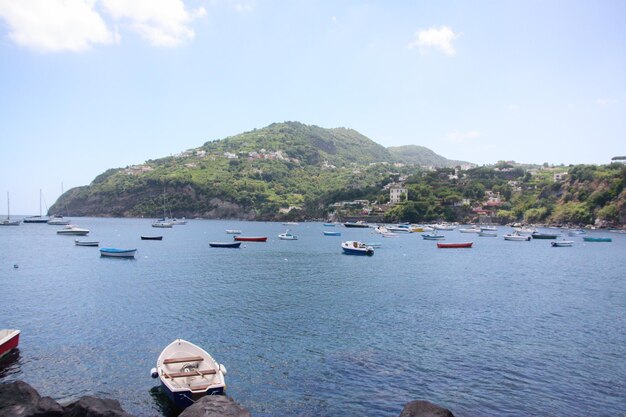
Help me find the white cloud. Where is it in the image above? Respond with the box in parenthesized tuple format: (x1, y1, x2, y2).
(408, 25, 459, 56)
(596, 98, 617, 106)
(0, 0, 116, 52)
(101, 0, 206, 47)
(234, 3, 254, 13)
(447, 130, 481, 143)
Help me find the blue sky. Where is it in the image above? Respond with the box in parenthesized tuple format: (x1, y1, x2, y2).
(1, 0, 624, 214)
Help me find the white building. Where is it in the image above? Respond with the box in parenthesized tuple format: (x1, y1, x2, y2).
(390, 187, 407, 204)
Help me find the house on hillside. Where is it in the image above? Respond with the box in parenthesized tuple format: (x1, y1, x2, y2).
(390, 187, 407, 205)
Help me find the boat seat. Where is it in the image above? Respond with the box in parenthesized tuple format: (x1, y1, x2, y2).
(163, 356, 204, 364)
(163, 369, 217, 379)
(189, 384, 211, 391)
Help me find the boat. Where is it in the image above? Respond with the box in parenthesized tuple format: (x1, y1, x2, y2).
(323, 223, 335, 227)
(170, 217, 187, 225)
(152, 219, 173, 228)
(409, 226, 424, 233)
(551, 240, 574, 247)
(514, 227, 537, 234)
(99, 248, 137, 258)
(433, 224, 455, 231)
(422, 234, 445, 240)
(531, 232, 558, 239)
(343, 221, 369, 228)
(479, 225, 498, 231)
(151, 339, 227, 409)
(57, 225, 89, 236)
(209, 241, 242, 248)
(233, 236, 267, 242)
(583, 237, 612, 242)
(382, 232, 400, 238)
(568, 229, 586, 236)
(478, 230, 498, 237)
(386, 225, 411, 233)
(341, 241, 374, 256)
(225, 229, 241, 234)
(278, 230, 298, 240)
(141, 235, 163, 240)
(47, 216, 71, 225)
(74, 239, 99, 247)
(23, 189, 49, 223)
(459, 227, 481, 233)
(0, 192, 20, 226)
(282, 222, 299, 226)
(503, 233, 531, 241)
(437, 242, 473, 248)
(323, 231, 341, 236)
(0, 329, 20, 358)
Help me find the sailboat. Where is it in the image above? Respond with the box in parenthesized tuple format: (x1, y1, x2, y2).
(48, 182, 71, 225)
(0, 192, 20, 226)
(152, 185, 173, 228)
(23, 189, 49, 223)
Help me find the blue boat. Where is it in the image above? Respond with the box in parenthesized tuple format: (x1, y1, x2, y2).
(99, 248, 137, 258)
(341, 241, 374, 256)
(422, 234, 445, 240)
(323, 223, 336, 227)
(324, 231, 341, 236)
(583, 236, 612, 242)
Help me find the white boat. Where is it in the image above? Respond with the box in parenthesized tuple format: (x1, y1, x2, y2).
(57, 225, 89, 236)
(341, 241, 374, 256)
(170, 217, 187, 225)
(282, 222, 299, 226)
(568, 229, 586, 236)
(504, 233, 531, 241)
(382, 232, 400, 238)
(225, 229, 241, 234)
(47, 216, 71, 225)
(0, 192, 20, 226)
(386, 225, 411, 233)
(433, 224, 455, 231)
(478, 230, 498, 237)
(151, 339, 227, 409)
(99, 248, 137, 258)
(75, 239, 99, 247)
(152, 219, 173, 228)
(551, 240, 574, 247)
(459, 227, 481, 233)
(514, 227, 536, 235)
(278, 230, 298, 240)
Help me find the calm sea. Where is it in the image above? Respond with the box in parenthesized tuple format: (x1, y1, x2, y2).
(1, 218, 625, 417)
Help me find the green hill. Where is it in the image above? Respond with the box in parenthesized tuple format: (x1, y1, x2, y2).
(388, 145, 472, 168)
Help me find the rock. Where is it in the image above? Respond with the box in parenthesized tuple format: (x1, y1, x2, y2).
(399, 400, 456, 417)
(179, 395, 252, 417)
(63, 396, 134, 417)
(0, 380, 64, 417)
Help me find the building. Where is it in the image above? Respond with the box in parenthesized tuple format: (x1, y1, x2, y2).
(390, 187, 407, 204)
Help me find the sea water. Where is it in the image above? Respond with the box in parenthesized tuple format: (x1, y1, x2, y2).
(1, 218, 625, 416)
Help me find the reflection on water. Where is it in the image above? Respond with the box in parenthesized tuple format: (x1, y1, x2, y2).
(0, 349, 21, 380)
(149, 386, 181, 417)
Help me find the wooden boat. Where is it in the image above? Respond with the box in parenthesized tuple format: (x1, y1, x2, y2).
(532, 232, 558, 239)
(141, 235, 163, 240)
(99, 248, 137, 258)
(0, 329, 20, 358)
(343, 221, 369, 228)
(1, 192, 20, 226)
(75, 239, 99, 247)
(209, 241, 242, 248)
(583, 236, 612, 242)
(151, 339, 227, 409)
(323, 231, 341, 236)
(551, 240, 574, 247)
(341, 241, 374, 256)
(422, 234, 444, 240)
(437, 242, 473, 248)
(233, 236, 267, 242)
(504, 233, 531, 241)
(57, 225, 89, 236)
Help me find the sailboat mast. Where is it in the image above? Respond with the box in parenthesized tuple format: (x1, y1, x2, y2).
(6, 192, 9, 219)
(39, 188, 42, 217)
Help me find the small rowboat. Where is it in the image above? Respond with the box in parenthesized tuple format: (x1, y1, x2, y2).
(75, 239, 99, 247)
(99, 248, 137, 258)
(437, 242, 473, 248)
(583, 237, 612, 242)
(422, 234, 444, 240)
(532, 232, 558, 239)
(225, 229, 241, 234)
(209, 241, 242, 248)
(0, 329, 20, 358)
(233, 236, 267, 242)
(323, 231, 341, 236)
(151, 339, 227, 409)
(503, 233, 531, 241)
(141, 235, 163, 240)
(551, 240, 574, 247)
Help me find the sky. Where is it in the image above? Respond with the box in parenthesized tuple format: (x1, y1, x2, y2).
(1, 0, 625, 214)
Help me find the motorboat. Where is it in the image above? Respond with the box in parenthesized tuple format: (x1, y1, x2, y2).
(0, 329, 20, 358)
(433, 224, 455, 231)
(75, 239, 99, 247)
(57, 225, 89, 236)
(233, 236, 267, 242)
(341, 241, 374, 256)
(152, 219, 173, 228)
(141, 235, 163, 240)
(278, 230, 298, 240)
(209, 241, 242, 248)
(532, 232, 558, 239)
(422, 234, 444, 240)
(47, 216, 71, 225)
(504, 233, 531, 241)
(437, 242, 473, 248)
(459, 227, 481, 233)
(343, 221, 370, 228)
(551, 240, 574, 247)
(478, 230, 498, 237)
(99, 248, 137, 258)
(225, 229, 241, 234)
(151, 339, 227, 409)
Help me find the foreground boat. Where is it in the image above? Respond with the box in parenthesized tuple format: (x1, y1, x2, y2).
(437, 242, 473, 248)
(0, 329, 20, 358)
(57, 225, 89, 236)
(75, 239, 99, 247)
(341, 241, 374, 256)
(583, 236, 612, 242)
(141, 235, 163, 240)
(151, 339, 227, 409)
(209, 241, 242, 248)
(99, 248, 137, 258)
(551, 240, 574, 247)
(234, 236, 267, 242)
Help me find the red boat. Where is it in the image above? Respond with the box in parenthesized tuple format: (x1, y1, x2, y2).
(234, 236, 268, 242)
(437, 242, 473, 248)
(0, 329, 20, 358)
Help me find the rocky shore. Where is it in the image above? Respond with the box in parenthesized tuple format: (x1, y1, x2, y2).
(1, 380, 456, 417)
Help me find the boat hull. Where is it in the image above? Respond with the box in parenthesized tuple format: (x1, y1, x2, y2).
(141, 236, 163, 240)
(57, 230, 89, 236)
(160, 380, 224, 409)
(532, 234, 558, 239)
(341, 241, 374, 256)
(233, 236, 267, 242)
(422, 234, 444, 240)
(0, 329, 20, 358)
(343, 222, 369, 228)
(504, 235, 531, 241)
(437, 242, 473, 248)
(323, 231, 341, 236)
(209, 242, 242, 248)
(99, 248, 137, 258)
(583, 237, 612, 242)
(75, 240, 99, 246)
(551, 241, 574, 247)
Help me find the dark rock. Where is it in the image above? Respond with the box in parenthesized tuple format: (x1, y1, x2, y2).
(63, 396, 134, 417)
(179, 395, 252, 417)
(399, 400, 456, 417)
(0, 380, 64, 417)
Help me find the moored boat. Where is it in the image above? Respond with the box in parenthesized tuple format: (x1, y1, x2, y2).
(47, 216, 71, 225)
(532, 232, 558, 239)
(343, 221, 369, 228)
(170, 217, 187, 225)
(341, 241, 374, 256)
(437, 242, 473, 248)
(551, 240, 574, 247)
(422, 234, 444, 240)
(582, 236, 612, 242)
(225, 229, 241, 234)
(57, 225, 89, 236)
(152, 219, 173, 228)
(234, 236, 267, 242)
(75, 239, 99, 247)
(278, 230, 298, 240)
(151, 339, 227, 409)
(459, 227, 481, 233)
(323, 231, 341, 236)
(478, 230, 498, 237)
(1, 192, 20, 226)
(141, 235, 163, 240)
(209, 241, 242, 248)
(0, 329, 20, 358)
(504, 233, 531, 241)
(323, 223, 335, 227)
(99, 248, 137, 258)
